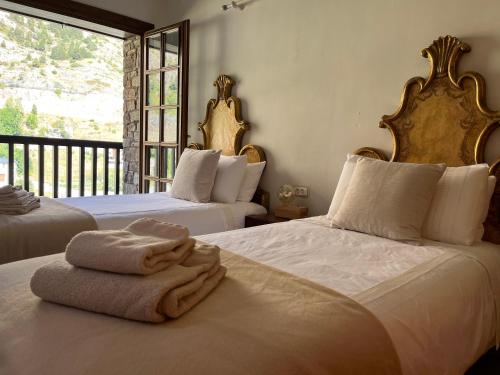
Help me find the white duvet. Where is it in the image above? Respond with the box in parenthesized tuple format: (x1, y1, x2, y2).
(59, 192, 266, 234)
(198, 216, 500, 375)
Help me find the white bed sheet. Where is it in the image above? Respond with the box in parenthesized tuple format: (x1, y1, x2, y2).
(59, 193, 266, 235)
(198, 216, 500, 375)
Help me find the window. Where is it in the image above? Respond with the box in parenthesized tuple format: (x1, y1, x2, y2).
(143, 20, 189, 193)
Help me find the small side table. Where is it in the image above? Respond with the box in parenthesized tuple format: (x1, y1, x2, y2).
(245, 214, 289, 228)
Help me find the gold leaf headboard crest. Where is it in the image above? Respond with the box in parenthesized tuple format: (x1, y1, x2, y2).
(421, 35, 470, 85)
(355, 35, 500, 243)
(214, 74, 235, 101)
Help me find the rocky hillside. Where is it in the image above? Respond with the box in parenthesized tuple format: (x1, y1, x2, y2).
(0, 10, 123, 141)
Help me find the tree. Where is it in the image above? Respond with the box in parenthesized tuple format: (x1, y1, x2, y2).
(25, 104, 38, 131)
(0, 98, 24, 168)
(50, 43, 67, 60)
(0, 97, 24, 135)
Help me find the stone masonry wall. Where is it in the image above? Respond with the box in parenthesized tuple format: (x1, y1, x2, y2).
(123, 36, 141, 194)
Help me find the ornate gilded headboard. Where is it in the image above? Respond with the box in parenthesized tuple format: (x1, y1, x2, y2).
(355, 36, 500, 244)
(188, 74, 269, 209)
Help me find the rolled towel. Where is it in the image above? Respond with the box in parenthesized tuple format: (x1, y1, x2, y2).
(66, 218, 192, 275)
(31, 243, 226, 322)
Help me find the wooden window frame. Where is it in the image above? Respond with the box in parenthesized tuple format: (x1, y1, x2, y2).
(3, 0, 154, 36)
(142, 20, 190, 193)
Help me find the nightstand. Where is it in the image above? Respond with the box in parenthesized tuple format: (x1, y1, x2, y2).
(245, 214, 290, 228)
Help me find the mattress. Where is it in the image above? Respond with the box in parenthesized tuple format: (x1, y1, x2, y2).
(59, 192, 267, 234)
(198, 216, 500, 375)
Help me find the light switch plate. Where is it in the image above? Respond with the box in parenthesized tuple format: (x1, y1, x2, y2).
(294, 186, 308, 197)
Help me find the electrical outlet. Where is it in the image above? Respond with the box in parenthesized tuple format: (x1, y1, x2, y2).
(294, 186, 308, 197)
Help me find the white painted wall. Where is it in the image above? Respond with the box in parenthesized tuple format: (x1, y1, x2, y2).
(86, 0, 500, 214)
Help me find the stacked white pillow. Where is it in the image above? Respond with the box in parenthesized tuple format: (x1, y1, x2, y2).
(421, 164, 495, 245)
(211, 155, 248, 203)
(171, 149, 221, 203)
(327, 154, 362, 220)
(328, 154, 496, 245)
(331, 157, 446, 242)
(237, 161, 266, 202)
(172, 149, 267, 204)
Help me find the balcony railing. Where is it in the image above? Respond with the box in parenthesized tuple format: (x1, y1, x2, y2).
(0, 135, 123, 197)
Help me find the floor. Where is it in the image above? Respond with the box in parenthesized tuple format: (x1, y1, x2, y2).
(467, 348, 500, 374)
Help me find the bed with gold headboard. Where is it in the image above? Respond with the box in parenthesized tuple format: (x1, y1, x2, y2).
(188, 74, 269, 209)
(355, 35, 499, 244)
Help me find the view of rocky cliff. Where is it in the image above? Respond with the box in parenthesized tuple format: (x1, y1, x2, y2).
(0, 10, 123, 142)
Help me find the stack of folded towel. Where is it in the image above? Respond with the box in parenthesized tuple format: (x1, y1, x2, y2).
(0, 185, 40, 215)
(30, 218, 226, 322)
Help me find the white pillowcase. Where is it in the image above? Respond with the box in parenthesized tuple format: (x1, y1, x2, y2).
(211, 155, 247, 203)
(237, 161, 266, 202)
(327, 154, 363, 219)
(332, 158, 446, 242)
(171, 149, 221, 203)
(422, 164, 491, 245)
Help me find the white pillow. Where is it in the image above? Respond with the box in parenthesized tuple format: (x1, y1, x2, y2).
(332, 158, 446, 242)
(422, 164, 491, 245)
(171, 149, 221, 203)
(327, 154, 363, 219)
(211, 155, 247, 203)
(475, 175, 496, 242)
(237, 161, 266, 202)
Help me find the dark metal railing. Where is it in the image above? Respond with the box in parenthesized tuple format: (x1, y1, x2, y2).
(0, 135, 123, 197)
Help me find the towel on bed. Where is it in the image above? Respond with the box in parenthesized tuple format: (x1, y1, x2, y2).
(0, 189, 30, 201)
(0, 186, 40, 215)
(66, 218, 192, 275)
(0, 198, 40, 215)
(31, 243, 226, 322)
(0, 191, 35, 206)
(0, 185, 21, 195)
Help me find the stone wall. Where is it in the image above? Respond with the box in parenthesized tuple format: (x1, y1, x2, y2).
(122, 36, 141, 194)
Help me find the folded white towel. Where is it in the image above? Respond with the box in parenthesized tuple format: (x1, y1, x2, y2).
(0, 200, 40, 215)
(66, 218, 193, 275)
(0, 189, 29, 201)
(0, 193, 37, 207)
(31, 243, 226, 322)
(0, 185, 21, 195)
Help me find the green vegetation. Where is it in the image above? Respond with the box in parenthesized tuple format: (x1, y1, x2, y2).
(0, 10, 124, 195)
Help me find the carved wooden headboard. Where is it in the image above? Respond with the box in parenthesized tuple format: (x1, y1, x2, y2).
(188, 74, 269, 209)
(355, 36, 500, 244)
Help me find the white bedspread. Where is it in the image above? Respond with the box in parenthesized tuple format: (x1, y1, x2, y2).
(59, 193, 266, 234)
(198, 216, 500, 375)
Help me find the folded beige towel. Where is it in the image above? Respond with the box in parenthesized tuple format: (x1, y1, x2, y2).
(0, 192, 35, 206)
(0, 185, 21, 195)
(65, 218, 192, 275)
(0, 190, 29, 201)
(0, 200, 40, 215)
(31, 243, 226, 322)
(163, 243, 225, 318)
